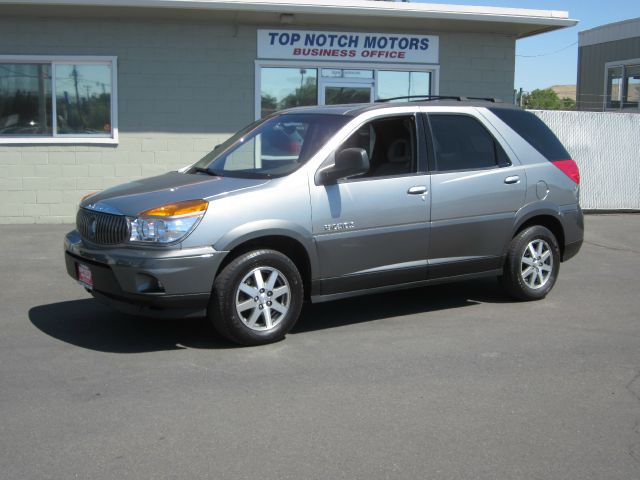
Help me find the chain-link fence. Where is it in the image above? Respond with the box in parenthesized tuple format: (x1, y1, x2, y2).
(532, 110, 640, 210)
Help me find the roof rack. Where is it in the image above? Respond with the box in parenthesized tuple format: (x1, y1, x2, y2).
(375, 95, 503, 103)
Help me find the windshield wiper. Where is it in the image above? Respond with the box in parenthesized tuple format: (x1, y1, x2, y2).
(193, 166, 220, 176)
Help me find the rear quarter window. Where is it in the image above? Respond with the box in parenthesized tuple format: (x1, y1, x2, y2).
(489, 108, 570, 161)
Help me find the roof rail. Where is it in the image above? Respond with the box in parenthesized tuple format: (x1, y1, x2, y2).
(375, 95, 503, 103)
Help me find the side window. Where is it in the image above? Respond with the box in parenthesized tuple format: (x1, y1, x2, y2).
(337, 115, 417, 179)
(429, 114, 510, 172)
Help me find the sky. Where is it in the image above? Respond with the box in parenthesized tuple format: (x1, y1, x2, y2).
(414, 0, 640, 92)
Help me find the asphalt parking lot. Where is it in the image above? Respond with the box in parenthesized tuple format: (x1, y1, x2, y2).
(1, 214, 639, 479)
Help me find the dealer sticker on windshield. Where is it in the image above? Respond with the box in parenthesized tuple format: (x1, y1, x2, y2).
(77, 263, 93, 289)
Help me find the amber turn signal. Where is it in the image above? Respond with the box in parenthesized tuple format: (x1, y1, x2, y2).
(80, 191, 100, 203)
(140, 199, 209, 217)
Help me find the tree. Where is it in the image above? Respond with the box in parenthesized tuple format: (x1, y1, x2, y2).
(260, 94, 278, 117)
(559, 96, 576, 110)
(522, 88, 575, 110)
(279, 78, 317, 109)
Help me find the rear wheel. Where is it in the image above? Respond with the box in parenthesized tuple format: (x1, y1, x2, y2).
(501, 225, 560, 301)
(208, 249, 303, 346)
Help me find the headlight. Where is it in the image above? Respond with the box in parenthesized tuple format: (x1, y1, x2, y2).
(128, 199, 208, 244)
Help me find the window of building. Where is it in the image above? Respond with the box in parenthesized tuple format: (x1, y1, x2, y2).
(607, 66, 623, 109)
(257, 62, 438, 119)
(429, 114, 508, 172)
(377, 71, 431, 101)
(260, 67, 318, 118)
(623, 65, 640, 109)
(0, 56, 117, 143)
(605, 61, 640, 111)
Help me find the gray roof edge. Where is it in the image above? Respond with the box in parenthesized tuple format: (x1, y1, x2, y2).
(579, 17, 640, 47)
(0, 0, 577, 28)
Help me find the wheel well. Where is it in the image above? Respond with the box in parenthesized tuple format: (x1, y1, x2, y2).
(216, 236, 312, 300)
(515, 215, 566, 259)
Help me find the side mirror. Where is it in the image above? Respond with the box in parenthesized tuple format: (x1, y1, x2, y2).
(316, 148, 370, 185)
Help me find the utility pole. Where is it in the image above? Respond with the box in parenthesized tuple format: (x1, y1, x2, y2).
(72, 66, 80, 107)
(37, 65, 48, 133)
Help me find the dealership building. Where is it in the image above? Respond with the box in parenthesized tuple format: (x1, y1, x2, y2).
(0, 0, 576, 223)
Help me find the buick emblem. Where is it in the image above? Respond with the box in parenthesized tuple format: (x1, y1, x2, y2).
(89, 217, 98, 239)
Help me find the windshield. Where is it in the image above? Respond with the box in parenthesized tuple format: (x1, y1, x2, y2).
(189, 113, 350, 179)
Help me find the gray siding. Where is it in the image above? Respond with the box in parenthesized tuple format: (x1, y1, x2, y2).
(577, 36, 640, 111)
(0, 15, 516, 223)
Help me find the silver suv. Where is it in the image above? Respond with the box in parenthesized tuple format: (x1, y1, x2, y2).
(65, 99, 583, 345)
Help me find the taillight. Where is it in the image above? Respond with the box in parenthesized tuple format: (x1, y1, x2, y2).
(552, 159, 580, 184)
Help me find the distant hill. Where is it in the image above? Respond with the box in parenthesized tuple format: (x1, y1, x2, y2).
(549, 85, 576, 101)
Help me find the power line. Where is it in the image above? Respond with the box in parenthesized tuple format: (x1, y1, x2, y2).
(517, 41, 578, 58)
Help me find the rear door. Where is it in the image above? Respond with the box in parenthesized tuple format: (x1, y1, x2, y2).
(424, 109, 526, 278)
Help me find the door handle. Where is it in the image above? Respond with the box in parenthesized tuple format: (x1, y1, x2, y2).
(407, 186, 428, 195)
(504, 175, 520, 184)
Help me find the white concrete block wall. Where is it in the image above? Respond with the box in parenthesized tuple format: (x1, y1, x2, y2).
(0, 133, 231, 223)
(439, 32, 516, 103)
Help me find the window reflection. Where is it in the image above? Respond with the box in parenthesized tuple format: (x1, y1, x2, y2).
(325, 86, 371, 105)
(260, 67, 318, 118)
(0, 61, 113, 137)
(0, 63, 52, 136)
(55, 64, 112, 134)
(623, 65, 640, 108)
(377, 71, 431, 101)
(607, 67, 622, 109)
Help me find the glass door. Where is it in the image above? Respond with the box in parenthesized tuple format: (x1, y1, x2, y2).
(318, 69, 374, 106)
(321, 83, 373, 105)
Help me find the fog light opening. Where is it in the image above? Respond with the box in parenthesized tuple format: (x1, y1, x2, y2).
(135, 273, 166, 293)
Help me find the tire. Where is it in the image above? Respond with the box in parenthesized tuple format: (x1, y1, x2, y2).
(501, 225, 561, 301)
(208, 249, 303, 346)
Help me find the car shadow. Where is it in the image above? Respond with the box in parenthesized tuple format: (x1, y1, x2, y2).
(29, 278, 512, 353)
(28, 299, 234, 353)
(291, 277, 511, 334)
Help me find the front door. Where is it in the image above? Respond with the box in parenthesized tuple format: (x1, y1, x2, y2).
(318, 68, 374, 106)
(309, 113, 430, 296)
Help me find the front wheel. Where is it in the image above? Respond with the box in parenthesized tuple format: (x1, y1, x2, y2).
(208, 249, 303, 346)
(501, 226, 560, 301)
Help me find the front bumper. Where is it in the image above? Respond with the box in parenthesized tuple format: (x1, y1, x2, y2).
(64, 230, 227, 317)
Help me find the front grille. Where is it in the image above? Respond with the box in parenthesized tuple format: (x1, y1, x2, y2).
(77, 208, 130, 245)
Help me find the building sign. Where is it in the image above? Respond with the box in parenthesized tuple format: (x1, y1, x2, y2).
(258, 29, 439, 64)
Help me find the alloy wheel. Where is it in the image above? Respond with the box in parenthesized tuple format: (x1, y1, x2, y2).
(520, 239, 553, 289)
(235, 266, 291, 331)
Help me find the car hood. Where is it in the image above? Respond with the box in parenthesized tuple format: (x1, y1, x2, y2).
(81, 172, 269, 216)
